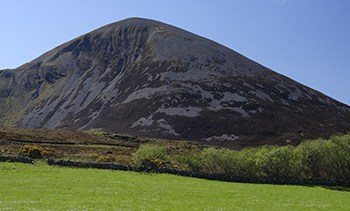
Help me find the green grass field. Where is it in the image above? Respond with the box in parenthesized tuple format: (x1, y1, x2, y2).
(1, 162, 349, 210)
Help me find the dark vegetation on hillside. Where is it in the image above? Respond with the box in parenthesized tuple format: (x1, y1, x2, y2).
(0, 127, 349, 186)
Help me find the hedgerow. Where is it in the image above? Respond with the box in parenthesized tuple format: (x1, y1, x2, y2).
(133, 134, 350, 185)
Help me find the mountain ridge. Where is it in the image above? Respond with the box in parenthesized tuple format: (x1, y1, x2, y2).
(0, 17, 349, 148)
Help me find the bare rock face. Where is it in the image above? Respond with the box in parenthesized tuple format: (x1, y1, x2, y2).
(0, 18, 349, 148)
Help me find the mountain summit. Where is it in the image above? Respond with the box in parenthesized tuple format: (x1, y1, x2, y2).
(0, 18, 349, 148)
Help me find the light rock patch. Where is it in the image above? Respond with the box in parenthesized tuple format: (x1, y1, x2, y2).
(205, 134, 239, 142)
(156, 106, 202, 117)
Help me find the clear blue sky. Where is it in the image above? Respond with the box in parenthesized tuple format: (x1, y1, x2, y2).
(1, 0, 349, 105)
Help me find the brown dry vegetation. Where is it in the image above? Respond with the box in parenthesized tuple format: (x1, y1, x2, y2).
(0, 127, 204, 164)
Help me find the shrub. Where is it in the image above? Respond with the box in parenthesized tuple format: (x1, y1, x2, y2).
(255, 145, 299, 179)
(199, 148, 239, 175)
(179, 147, 256, 177)
(326, 136, 350, 181)
(19, 145, 48, 159)
(297, 135, 350, 181)
(177, 153, 203, 173)
(133, 144, 167, 167)
(296, 138, 331, 179)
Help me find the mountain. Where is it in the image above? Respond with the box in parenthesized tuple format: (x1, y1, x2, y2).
(0, 18, 349, 148)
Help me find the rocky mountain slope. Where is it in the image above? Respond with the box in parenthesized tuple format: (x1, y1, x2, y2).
(0, 18, 349, 148)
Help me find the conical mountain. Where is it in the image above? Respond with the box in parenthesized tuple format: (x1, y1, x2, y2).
(0, 18, 349, 148)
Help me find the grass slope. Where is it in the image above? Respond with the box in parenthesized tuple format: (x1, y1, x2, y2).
(1, 162, 349, 210)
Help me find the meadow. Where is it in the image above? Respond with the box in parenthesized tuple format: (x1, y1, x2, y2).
(1, 162, 349, 210)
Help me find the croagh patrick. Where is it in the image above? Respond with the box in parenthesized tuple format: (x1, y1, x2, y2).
(0, 18, 349, 148)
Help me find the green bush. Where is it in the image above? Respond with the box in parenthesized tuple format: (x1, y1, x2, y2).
(233, 148, 260, 178)
(327, 136, 350, 181)
(255, 145, 300, 179)
(133, 144, 167, 167)
(296, 136, 350, 181)
(177, 153, 203, 173)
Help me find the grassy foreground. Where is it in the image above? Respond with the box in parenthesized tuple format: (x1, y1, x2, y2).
(1, 162, 350, 210)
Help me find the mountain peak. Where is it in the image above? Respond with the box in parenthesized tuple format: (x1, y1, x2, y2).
(1, 18, 349, 148)
(108, 17, 164, 26)
(92, 17, 162, 33)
